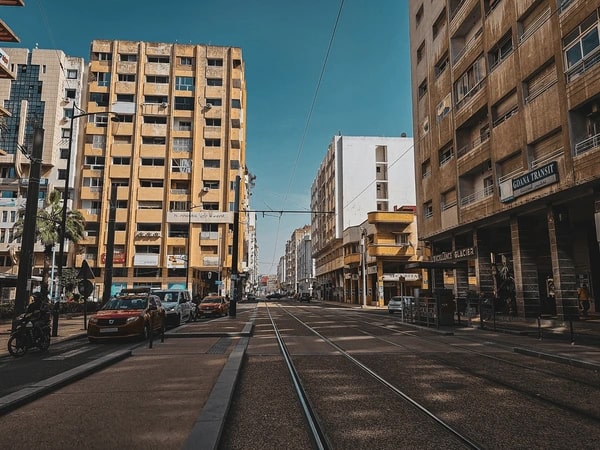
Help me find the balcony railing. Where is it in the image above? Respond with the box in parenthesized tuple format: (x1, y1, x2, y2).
(519, 8, 551, 44)
(460, 184, 494, 207)
(532, 147, 564, 168)
(525, 71, 557, 103)
(457, 128, 490, 158)
(575, 133, 600, 156)
(455, 78, 485, 111)
(566, 48, 600, 83)
(453, 28, 483, 65)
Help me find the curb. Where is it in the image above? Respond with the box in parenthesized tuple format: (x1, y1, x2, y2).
(183, 336, 249, 450)
(513, 347, 600, 371)
(0, 348, 132, 416)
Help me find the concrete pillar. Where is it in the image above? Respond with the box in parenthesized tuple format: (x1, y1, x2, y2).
(547, 207, 579, 320)
(474, 229, 495, 295)
(510, 216, 541, 318)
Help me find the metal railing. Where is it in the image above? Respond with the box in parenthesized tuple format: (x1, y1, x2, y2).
(574, 133, 600, 156)
(457, 128, 490, 158)
(566, 48, 600, 83)
(460, 184, 494, 207)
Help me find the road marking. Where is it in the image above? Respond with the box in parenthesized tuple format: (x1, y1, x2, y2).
(43, 347, 93, 361)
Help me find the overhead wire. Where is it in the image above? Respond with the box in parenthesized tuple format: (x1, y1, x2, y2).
(263, 0, 346, 274)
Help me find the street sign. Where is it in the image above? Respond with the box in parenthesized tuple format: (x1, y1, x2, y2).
(77, 260, 95, 280)
(77, 279, 94, 298)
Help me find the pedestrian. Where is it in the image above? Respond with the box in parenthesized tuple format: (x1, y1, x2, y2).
(578, 283, 591, 317)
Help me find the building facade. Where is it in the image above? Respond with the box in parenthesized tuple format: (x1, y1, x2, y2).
(283, 225, 312, 295)
(409, 0, 600, 318)
(311, 135, 416, 304)
(76, 40, 247, 300)
(0, 47, 85, 298)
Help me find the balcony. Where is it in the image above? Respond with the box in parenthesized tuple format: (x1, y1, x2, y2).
(460, 183, 494, 207)
(575, 132, 600, 156)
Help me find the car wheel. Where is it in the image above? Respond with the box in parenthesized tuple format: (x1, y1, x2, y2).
(142, 322, 151, 341)
(176, 313, 181, 326)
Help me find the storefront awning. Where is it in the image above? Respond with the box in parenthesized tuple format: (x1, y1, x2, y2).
(405, 261, 463, 270)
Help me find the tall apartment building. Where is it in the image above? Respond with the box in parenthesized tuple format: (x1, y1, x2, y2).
(0, 48, 85, 297)
(311, 135, 415, 303)
(283, 225, 311, 294)
(77, 40, 246, 300)
(409, 0, 600, 319)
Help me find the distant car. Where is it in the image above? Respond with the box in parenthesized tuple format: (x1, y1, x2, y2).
(266, 292, 283, 299)
(87, 288, 165, 342)
(388, 296, 416, 314)
(245, 293, 257, 302)
(299, 293, 311, 303)
(152, 289, 194, 327)
(198, 295, 229, 318)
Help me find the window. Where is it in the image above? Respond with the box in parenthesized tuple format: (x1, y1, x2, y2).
(519, 5, 551, 44)
(147, 56, 170, 63)
(173, 138, 192, 152)
(202, 203, 219, 210)
(424, 201, 433, 219)
(143, 116, 167, 124)
(60, 148, 68, 159)
(120, 54, 137, 62)
(83, 177, 103, 188)
(114, 135, 132, 144)
(94, 52, 112, 61)
(116, 94, 134, 103)
(58, 169, 67, 180)
(395, 233, 410, 246)
(65, 89, 76, 99)
(140, 180, 164, 188)
(144, 95, 168, 104)
(172, 158, 192, 173)
(115, 200, 128, 209)
(204, 159, 220, 168)
(174, 97, 194, 111)
(90, 92, 109, 106)
(175, 76, 194, 91)
(207, 78, 223, 87)
(441, 189, 457, 210)
(230, 160, 240, 170)
(113, 157, 131, 165)
(436, 93, 452, 122)
(93, 114, 111, 127)
(422, 159, 431, 178)
(67, 69, 78, 79)
(61, 129, 71, 139)
(488, 32, 513, 70)
(416, 4, 423, 27)
(418, 79, 428, 98)
(205, 139, 221, 147)
(435, 52, 449, 78)
(564, 11, 600, 75)
(141, 158, 165, 166)
(146, 75, 169, 83)
(204, 180, 220, 190)
(417, 41, 425, 63)
(139, 201, 163, 209)
(94, 72, 110, 87)
(118, 74, 135, 82)
(438, 144, 454, 167)
(492, 90, 518, 127)
(206, 118, 221, 127)
(524, 61, 557, 103)
(454, 56, 486, 108)
(207, 58, 223, 66)
(175, 120, 192, 131)
(85, 156, 106, 166)
(179, 56, 194, 65)
(63, 108, 73, 119)
(114, 114, 133, 123)
(142, 136, 166, 145)
(432, 9, 447, 39)
(206, 98, 222, 107)
(231, 99, 241, 108)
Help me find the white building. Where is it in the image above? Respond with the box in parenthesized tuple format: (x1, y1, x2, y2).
(311, 134, 415, 302)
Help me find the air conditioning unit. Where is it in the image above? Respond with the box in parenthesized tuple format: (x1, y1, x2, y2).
(202, 187, 210, 192)
(160, 102, 168, 109)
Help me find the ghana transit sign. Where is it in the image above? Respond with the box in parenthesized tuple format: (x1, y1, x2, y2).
(499, 161, 559, 203)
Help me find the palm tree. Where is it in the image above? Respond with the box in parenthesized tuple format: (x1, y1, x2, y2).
(13, 189, 86, 298)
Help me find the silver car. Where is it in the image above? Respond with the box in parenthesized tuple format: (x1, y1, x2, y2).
(388, 296, 415, 314)
(152, 290, 193, 327)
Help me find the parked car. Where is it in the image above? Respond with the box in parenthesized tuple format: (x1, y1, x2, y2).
(87, 287, 165, 342)
(299, 292, 311, 303)
(198, 295, 229, 318)
(152, 289, 194, 327)
(266, 292, 283, 299)
(388, 296, 416, 314)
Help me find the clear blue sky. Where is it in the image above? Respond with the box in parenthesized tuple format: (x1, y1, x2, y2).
(2, 0, 413, 275)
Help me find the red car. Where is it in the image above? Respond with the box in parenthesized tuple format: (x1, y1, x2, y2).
(198, 295, 229, 318)
(87, 288, 165, 342)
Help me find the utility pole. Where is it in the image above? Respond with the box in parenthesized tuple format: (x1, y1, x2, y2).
(230, 175, 240, 318)
(102, 184, 117, 305)
(14, 127, 44, 320)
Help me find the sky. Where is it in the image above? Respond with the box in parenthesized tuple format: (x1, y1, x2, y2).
(1, 0, 414, 275)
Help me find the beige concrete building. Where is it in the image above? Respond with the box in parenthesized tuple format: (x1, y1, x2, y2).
(409, 0, 600, 319)
(76, 40, 247, 300)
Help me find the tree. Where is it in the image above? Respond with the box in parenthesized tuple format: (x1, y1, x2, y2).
(13, 189, 85, 299)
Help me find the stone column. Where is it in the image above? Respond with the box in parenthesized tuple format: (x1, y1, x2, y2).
(474, 229, 495, 296)
(547, 207, 579, 320)
(511, 216, 541, 318)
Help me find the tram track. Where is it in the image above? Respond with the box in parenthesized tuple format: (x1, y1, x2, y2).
(265, 302, 482, 449)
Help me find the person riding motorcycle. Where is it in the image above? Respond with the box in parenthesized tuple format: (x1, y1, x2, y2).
(26, 292, 50, 342)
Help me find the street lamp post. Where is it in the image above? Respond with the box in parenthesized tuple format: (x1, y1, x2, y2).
(53, 104, 116, 336)
(361, 228, 367, 308)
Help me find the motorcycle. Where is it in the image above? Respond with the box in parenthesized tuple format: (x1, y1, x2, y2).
(7, 312, 51, 357)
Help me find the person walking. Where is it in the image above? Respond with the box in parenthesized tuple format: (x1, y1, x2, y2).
(578, 283, 591, 317)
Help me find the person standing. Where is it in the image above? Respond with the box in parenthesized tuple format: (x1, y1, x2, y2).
(578, 284, 591, 317)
